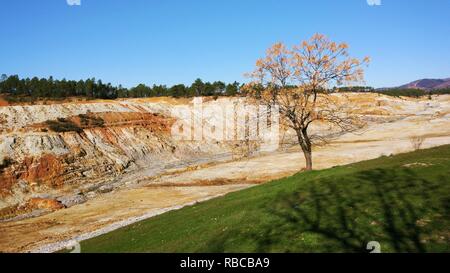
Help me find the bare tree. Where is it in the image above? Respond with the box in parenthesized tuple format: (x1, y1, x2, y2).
(244, 34, 369, 170)
(410, 136, 425, 150)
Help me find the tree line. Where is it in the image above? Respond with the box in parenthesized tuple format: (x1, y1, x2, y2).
(0, 74, 242, 101)
(1, 74, 449, 102)
(335, 86, 450, 97)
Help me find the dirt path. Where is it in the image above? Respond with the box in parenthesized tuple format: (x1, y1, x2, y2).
(1, 106, 450, 253)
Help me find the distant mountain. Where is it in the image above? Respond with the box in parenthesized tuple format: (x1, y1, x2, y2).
(398, 78, 450, 90)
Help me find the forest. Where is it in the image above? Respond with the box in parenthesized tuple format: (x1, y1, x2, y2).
(0, 74, 241, 102)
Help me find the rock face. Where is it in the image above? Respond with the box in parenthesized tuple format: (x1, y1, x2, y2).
(1, 94, 449, 220)
(0, 98, 231, 215)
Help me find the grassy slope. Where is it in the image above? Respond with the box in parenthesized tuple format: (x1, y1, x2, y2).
(80, 146, 450, 253)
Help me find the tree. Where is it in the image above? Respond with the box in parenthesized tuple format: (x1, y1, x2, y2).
(85, 78, 94, 98)
(130, 84, 151, 98)
(169, 84, 187, 98)
(152, 84, 168, 97)
(75, 80, 85, 97)
(226, 81, 240, 96)
(191, 78, 205, 96)
(245, 34, 369, 170)
(212, 81, 226, 95)
(117, 84, 128, 98)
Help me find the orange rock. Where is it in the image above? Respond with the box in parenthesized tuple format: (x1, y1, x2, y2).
(26, 198, 64, 210)
(20, 154, 65, 188)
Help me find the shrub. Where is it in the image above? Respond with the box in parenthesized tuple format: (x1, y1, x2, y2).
(0, 156, 13, 170)
(78, 114, 105, 127)
(376, 89, 426, 98)
(46, 118, 83, 133)
(410, 136, 426, 150)
(431, 88, 450, 95)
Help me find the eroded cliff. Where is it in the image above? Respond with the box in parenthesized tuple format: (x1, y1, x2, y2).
(1, 94, 449, 221)
(0, 98, 231, 218)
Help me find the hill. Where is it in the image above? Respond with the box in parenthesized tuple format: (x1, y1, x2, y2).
(78, 145, 450, 253)
(399, 78, 450, 90)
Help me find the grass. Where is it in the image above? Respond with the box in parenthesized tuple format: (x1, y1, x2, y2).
(78, 145, 450, 253)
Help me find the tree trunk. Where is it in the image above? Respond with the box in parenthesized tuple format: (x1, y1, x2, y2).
(303, 148, 313, 171)
(296, 128, 313, 171)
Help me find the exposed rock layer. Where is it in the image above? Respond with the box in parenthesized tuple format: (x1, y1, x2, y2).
(1, 94, 449, 220)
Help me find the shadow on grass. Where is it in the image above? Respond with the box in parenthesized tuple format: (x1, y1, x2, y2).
(207, 168, 447, 253)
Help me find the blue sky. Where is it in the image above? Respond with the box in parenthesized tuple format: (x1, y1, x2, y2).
(1, 0, 449, 88)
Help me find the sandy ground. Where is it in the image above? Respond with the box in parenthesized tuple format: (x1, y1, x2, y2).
(0, 185, 250, 253)
(1, 97, 450, 253)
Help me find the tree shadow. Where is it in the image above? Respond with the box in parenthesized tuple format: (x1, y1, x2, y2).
(207, 168, 446, 252)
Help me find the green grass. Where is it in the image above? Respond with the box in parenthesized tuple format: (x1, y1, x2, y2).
(79, 145, 450, 253)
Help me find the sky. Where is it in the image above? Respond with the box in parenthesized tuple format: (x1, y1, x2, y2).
(0, 0, 449, 88)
